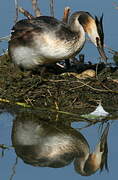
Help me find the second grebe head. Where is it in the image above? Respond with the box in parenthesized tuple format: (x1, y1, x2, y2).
(77, 12, 107, 60)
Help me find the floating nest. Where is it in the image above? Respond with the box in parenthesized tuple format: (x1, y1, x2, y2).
(0, 53, 118, 115)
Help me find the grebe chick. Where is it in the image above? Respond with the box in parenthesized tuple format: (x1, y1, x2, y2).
(8, 11, 107, 70)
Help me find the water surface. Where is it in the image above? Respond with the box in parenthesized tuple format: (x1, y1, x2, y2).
(0, 104, 118, 180)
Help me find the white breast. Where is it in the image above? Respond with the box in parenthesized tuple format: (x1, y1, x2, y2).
(11, 31, 85, 69)
(12, 46, 41, 69)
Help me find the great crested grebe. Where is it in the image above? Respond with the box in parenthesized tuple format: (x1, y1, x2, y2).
(8, 11, 107, 70)
(12, 112, 109, 176)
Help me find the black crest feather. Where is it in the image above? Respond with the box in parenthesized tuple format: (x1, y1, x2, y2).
(95, 14, 104, 46)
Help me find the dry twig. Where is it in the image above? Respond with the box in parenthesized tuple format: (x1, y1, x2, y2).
(49, 0, 55, 17)
(31, 0, 41, 17)
(14, 0, 19, 23)
(70, 80, 118, 94)
(9, 157, 18, 180)
(0, 36, 11, 42)
(19, 7, 34, 19)
(62, 7, 71, 23)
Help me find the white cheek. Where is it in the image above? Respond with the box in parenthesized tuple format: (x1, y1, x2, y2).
(87, 24, 99, 47)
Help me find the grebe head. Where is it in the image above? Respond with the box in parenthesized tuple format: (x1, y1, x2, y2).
(74, 124, 109, 176)
(78, 12, 107, 60)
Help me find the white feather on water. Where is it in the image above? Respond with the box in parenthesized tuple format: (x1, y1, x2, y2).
(90, 103, 109, 117)
(81, 103, 109, 120)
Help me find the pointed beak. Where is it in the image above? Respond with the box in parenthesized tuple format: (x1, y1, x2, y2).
(97, 44, 108, 61)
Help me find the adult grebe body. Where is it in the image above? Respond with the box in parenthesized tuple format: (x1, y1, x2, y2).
(8, 11, 107, 70)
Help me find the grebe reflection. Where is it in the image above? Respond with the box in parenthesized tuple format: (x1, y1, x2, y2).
(12, 115, 109, 176)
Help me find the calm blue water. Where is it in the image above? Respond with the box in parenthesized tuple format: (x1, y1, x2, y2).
(0, 0, 118, 180)
(0, 105, 118, 180)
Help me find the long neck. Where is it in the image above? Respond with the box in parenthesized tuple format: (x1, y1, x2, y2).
(69, 12, 85, 35)
(74, 143, 103, 176)
(74, 153, 101, 176)
(74, 155, 89, 176)
(77, 11, 99, 46)
(68, 12, 86, 50)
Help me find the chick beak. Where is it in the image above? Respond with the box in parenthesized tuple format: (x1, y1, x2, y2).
(97, 44, 107, 61)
